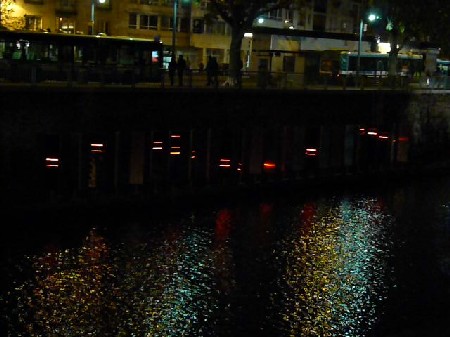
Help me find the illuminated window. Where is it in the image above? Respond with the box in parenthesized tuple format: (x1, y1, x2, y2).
(57, 17, 75, 34)
(25, 16, 42, 31)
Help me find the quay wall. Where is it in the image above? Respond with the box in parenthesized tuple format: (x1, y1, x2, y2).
(0, 86, 448, 207)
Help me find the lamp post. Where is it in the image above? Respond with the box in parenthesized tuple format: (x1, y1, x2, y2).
(172, 0, 178, 56)
(356, 13, 379, 86)
(90, 0, 106, 35)
(356, 18, 363, 86)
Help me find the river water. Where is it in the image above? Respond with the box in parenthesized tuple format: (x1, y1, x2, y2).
(1, 173, 450, 337)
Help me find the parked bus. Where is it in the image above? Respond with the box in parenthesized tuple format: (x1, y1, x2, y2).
(0, 30, 164, 83)
(437, 58, 450, 75)
(338, 51, 423, 78)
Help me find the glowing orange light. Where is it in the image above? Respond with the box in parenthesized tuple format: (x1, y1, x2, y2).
(305, 148, 318, 156)
(263, 161, 276, 170)
(367, 128, 378, 136)
(170, 146, 181, 155)
(170, 134, 181, 138)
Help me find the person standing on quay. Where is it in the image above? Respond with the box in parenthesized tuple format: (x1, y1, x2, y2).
(168, 56, 177, 86)
(177, 54, 187, 86)
(206, 56, 219, 87)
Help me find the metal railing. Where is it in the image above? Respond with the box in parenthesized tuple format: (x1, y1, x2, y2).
(1, 61, 449, 91)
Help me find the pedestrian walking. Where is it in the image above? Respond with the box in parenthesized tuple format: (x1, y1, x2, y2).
(237, 58, 244, 87)
(168, 56, 177, 86)
(206, 56, 219, 87)
(177, 54, 187, 86)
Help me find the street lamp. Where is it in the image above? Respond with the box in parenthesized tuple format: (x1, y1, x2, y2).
(90, 0, 106, 35)
(172, 0, 178, 56)
(244, 32, 253, 70)
(356, 13, 380, 86)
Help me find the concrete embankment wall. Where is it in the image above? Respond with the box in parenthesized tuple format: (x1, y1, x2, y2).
(0, 86, 447, 207)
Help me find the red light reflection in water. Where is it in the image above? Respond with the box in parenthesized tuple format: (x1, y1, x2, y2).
(300, 202, 317, 234)
(215, 208, 232, 242)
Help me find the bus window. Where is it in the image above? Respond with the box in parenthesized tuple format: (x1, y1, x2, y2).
(60, 45, 74, 63)
(0, 41, 14, 60)
(118, 45, 134, 65)
(80, 45, 95, 64)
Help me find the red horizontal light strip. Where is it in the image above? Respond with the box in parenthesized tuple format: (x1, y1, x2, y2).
(305, 148, 318, 156)
(152, 140, 163, 150)
(219, 158, 231, 168)
(90, 143, 105, 153)
(45, 157, 60, 168)
(170, 146, 181, 155)
(263, 161, 276, 169)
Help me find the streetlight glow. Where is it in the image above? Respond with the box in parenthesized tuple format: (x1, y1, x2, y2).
(356, 12, 380, 87)
(90, 0, 106, 35)
(172, 0, 178, 56)
(368, 14, 377, 22)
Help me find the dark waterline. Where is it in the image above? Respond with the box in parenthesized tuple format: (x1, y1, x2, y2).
(1, 174, 450, 337)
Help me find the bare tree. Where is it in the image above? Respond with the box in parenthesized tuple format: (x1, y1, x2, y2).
(207, 0, 301, 86)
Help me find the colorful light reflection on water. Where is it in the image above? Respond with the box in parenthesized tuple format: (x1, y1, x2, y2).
(270, 198, 393, 337)
(2, 196, 395, 337)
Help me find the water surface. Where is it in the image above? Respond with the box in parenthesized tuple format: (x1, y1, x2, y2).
(2, 176, 450, 336)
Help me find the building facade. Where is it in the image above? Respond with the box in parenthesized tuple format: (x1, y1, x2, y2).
(1, 0, 371, 75)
